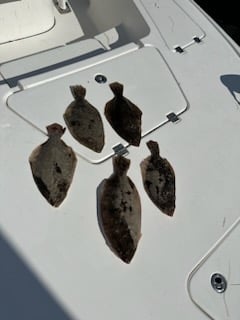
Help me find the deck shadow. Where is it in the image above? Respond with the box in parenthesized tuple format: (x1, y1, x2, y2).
(0, 232, 74, 320)
(220, 74, 240, 105)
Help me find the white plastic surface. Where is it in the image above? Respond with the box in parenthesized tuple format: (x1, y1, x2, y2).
(188, 218, 240, 320)
(94, 28, 119, 50)
(0, 1, 84, 63)
(0, 39, 105, 87)
(0, 0, 149, 63)
(0, 0, 54, 43)
(140, 0, 205, 49)
(7, 47, 187, 162)
(1, 0, 240, 319)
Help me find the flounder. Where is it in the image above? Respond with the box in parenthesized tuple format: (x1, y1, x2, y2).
(29, 123, 77, 207)
(98, 155, 141, 263)
(63, 85, 105, 153)
(104, 82, 142, 146)
(140, 140, 175, 216)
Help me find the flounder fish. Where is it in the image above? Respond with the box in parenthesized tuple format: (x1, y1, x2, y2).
(140, 140, 175, 216)
(98, 155, 141, 263)
(63, 85, 105, 153)
(29, 123, 77, 207)
(104, 82, 142, 146)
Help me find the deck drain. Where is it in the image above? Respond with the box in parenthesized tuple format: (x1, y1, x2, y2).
(95, 74, 107, 84)
(211, 273, 227, 293)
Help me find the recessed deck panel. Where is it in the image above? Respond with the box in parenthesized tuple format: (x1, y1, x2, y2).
(7, 46, 187, 162)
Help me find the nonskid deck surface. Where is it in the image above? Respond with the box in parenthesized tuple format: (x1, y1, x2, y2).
(0, 1, 240, 319)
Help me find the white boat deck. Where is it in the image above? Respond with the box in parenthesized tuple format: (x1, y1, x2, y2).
(0, 1, 240, 319)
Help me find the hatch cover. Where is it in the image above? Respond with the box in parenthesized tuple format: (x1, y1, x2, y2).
(141, 0, 205, 50)
(7, 47, 187, 163)
(188, 219, 240, 320)
(0, 1, 54, 44)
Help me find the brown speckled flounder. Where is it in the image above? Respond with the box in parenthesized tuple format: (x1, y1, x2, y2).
(104, 82, 142, 146)
(140, 140, 175, 216)
(63, 85, 105, 153)
(98, 155, 141, 263)
(29, 123, 77, 207)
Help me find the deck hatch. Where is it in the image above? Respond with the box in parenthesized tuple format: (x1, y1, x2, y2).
(188, 221, 240, 319)
(7, 47, 187, 163)
(141, 0, 205, 50)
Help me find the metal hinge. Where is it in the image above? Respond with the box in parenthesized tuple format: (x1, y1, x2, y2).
(193, 36, 202, 43)
(112, 143, 129, 156)
(174, 46, 184, 53)
(166, 112, 181, 123)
